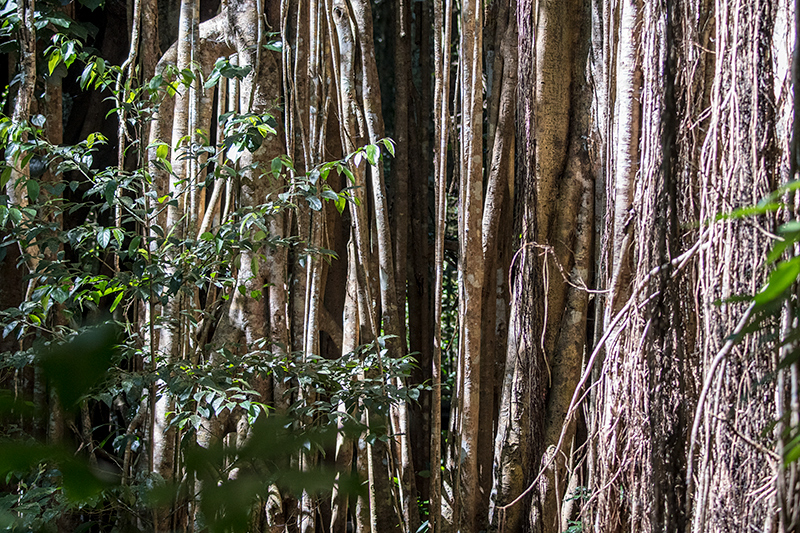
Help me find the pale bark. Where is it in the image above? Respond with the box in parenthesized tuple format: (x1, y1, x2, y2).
(606, 0, 641, 318)
(454, 0, 484, 527)
(479, 3, 516, 517)
(489, 263, 534, 532)
(6, 0, 35, 207)
(9, 0, 796, 530)
(152, 1, 197, 527)
(229, 0, 289, 527)
(531, 0, 575, 245)
(349, 0, 404, 351)
(330, 240, 359, 533)
(331, 2, 401, 528)
(431, 0, 453, 526)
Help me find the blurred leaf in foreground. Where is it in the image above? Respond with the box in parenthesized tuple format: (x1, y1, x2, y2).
(40, 324, 119, 409)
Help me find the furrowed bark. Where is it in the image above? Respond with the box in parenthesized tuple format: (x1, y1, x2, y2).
(5, 0, 36, 208)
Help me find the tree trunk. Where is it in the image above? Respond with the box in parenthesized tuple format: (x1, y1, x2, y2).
(456, 0, 483, 527)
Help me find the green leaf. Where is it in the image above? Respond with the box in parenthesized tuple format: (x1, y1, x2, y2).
(780, 221, 800, 234)
(307, 196, 322, 211)
(755, 256, 800, 305)
(212, 395, 225, 414)
(31, 114, 46, 128)
(0, 166, 11, 189)
(335, 194, 346, 214)
(112, 228, 125, 247)
(271, 156, 282, 177)
(79, 61, 93, 89)
(320, 187, 338, 201)
(109, 290, 125, 312)
(87, 131, 107, 148)
(26, 179, 39, 202)
(40, 324, 119, 409)
(48, 49, 62, 75)
(785, 432, 800, 465)
(203, 72, 221, 89)
(339, 165, 356, 184)
(365, 144, 380, 166)
(766, 234, 800, 264)
(380, 138, 395, 157)
(95, 57, 106, 80)
(104, 180, 117, 205)
(8, 208, 22, 225)
(256, 124, 276, 137)
(98, 228, 112, 248)
(156, 142, 169, 160)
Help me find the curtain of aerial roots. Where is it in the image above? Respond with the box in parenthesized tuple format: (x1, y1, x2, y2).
(586, 0, 791, 530)
(143, 0, 263, 528)
(430, 0, 453, 527)
(149, 0, 199, 526)
(688, 0, 788, 529)
(283, 0, 410, 528)
(293, 0, 329, 528)
(323, 0, 427, 527)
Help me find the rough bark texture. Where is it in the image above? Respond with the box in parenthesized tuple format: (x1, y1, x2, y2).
(586, 0, 787, 532)
(6, 0, 36, 207)
(3, 0, 798, 531)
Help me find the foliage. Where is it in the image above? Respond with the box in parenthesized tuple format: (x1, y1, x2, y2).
(564, 520, 584, 533)
(0, 12, 412, 530)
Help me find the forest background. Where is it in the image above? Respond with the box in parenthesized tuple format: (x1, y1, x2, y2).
(0, 0, 798, 530)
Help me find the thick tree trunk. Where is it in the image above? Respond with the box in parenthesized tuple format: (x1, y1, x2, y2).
(490, 0, 588, 530)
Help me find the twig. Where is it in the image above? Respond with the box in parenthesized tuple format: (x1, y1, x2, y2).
(710, 412, 780, 461)
(507, 241, 611, 296)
